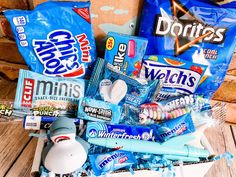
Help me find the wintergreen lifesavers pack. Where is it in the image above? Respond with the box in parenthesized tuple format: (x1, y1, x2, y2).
(4, 1, 96, 78)
(139, 0, 236, 97)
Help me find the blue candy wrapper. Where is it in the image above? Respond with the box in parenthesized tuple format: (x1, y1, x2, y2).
(139, 0, 236, 97)
(152, 113, 195, 142)
(86, 122, 154, 141)
(4, 1, 96, 78)
(89, 150, 137, 176)
(105, 32, 148, 77)
(23, 116, 83, 130)
(140, 55, 207, 100)
(14, 69, 85, 118)
(139, 94, 210, 124)
(86, 58, 161, 107)
(77, 97, 121, 123)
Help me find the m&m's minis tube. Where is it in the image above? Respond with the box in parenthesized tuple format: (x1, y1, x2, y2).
(139, 0, 236, 97)
(14, 69, 85, 118)
(139, 55, 207, 100)
(89, 150, 137, 176)
(77, 97, 122, 123)
(105, 32, 148, 77)
(151, 113, 195, 142)
(4, 1, 96, 78)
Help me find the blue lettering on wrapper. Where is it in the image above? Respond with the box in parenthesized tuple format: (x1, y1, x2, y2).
(33, 29, 84, 77)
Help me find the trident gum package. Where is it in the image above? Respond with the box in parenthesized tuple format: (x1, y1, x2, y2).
(14, 69, 85, 118)
(139, 0, 236, 97)
(4, 1, 96, 78)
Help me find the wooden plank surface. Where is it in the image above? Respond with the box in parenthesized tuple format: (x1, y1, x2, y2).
(5, 138, 38, 177)
(0, 38, 25, 64)
(0, 122, 35, 177)
(205, 124, 236, 177)
(0, 0, 29, 9)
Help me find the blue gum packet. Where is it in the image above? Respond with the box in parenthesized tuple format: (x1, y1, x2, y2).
(89, 150, 137, 176)
(77, 97, 121, 123)
(139, 55, 207, 100)
(139, 0, 236, 98)
(151, 113, 195, 142)
(4, 1, 96, 78)
(105, 32, 148, 77)
(14, 69, 85, 118)
(86, 122, 155, 141)
(86, 58, 161, 107)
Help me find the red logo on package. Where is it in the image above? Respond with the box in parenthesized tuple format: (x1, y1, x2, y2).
(21, 78, 34, 108)
(73, 7, 91, 23)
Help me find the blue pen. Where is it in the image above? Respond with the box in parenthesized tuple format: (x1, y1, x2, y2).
(88, 138, 210, 158)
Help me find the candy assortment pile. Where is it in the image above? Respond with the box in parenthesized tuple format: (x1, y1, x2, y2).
(2, 0, 236, 177)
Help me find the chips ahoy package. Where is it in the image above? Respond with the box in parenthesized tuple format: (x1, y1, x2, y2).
(105, 32, 148, 77)
(139, 0, 236, 97)
(4, 1, 96, 78)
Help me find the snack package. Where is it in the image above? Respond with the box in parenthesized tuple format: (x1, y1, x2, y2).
(139, 94, 210, 124)
(77, 97, 122, 123)
(89, 150, 137, 176)
(139, 0, 236, 97)
(86, 58, 161, 107)
(23, 116, 83, 130)
(140, 55, 207, 100)
(4, 1, 96, 78)
(14, 69, 85, 118)
(0, 100, 14, 120)
(151, 113, 195, 142)
(86, 122, 154, 141)
(105, 32, 148, 77)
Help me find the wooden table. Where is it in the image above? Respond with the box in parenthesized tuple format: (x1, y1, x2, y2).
(0, 121, 235, 177)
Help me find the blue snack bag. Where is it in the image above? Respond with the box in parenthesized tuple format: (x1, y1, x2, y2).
(4, 1, 96, 78)
(77, 97, 122, 123)
(89, 150, 137, 176)
(139, 0, 236, 97)
(105, 32, 148, 77)
(86, 122, 155, 141)
(151, 113, 195, 142)
(139, 55, 207, 100)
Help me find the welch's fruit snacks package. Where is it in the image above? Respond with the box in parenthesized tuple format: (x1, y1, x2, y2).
(4, 1, 96, 78)
(139, 55, 207, 100)
(139, 0, 236, 97)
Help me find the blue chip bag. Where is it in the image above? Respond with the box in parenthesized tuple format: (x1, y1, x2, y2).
(4, 1, 96, 78)
(139, 0, 236, 97)
(139, 55, 207, 100)
(105, 32, 148, 77)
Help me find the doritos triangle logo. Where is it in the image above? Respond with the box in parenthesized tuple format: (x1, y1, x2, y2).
(73, 7, 91, 23)
(154, 0, 227, 55)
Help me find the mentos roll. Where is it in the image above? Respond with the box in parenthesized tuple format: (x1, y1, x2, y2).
(4, 1, 96, 78)
(139, 0, 236, 97)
